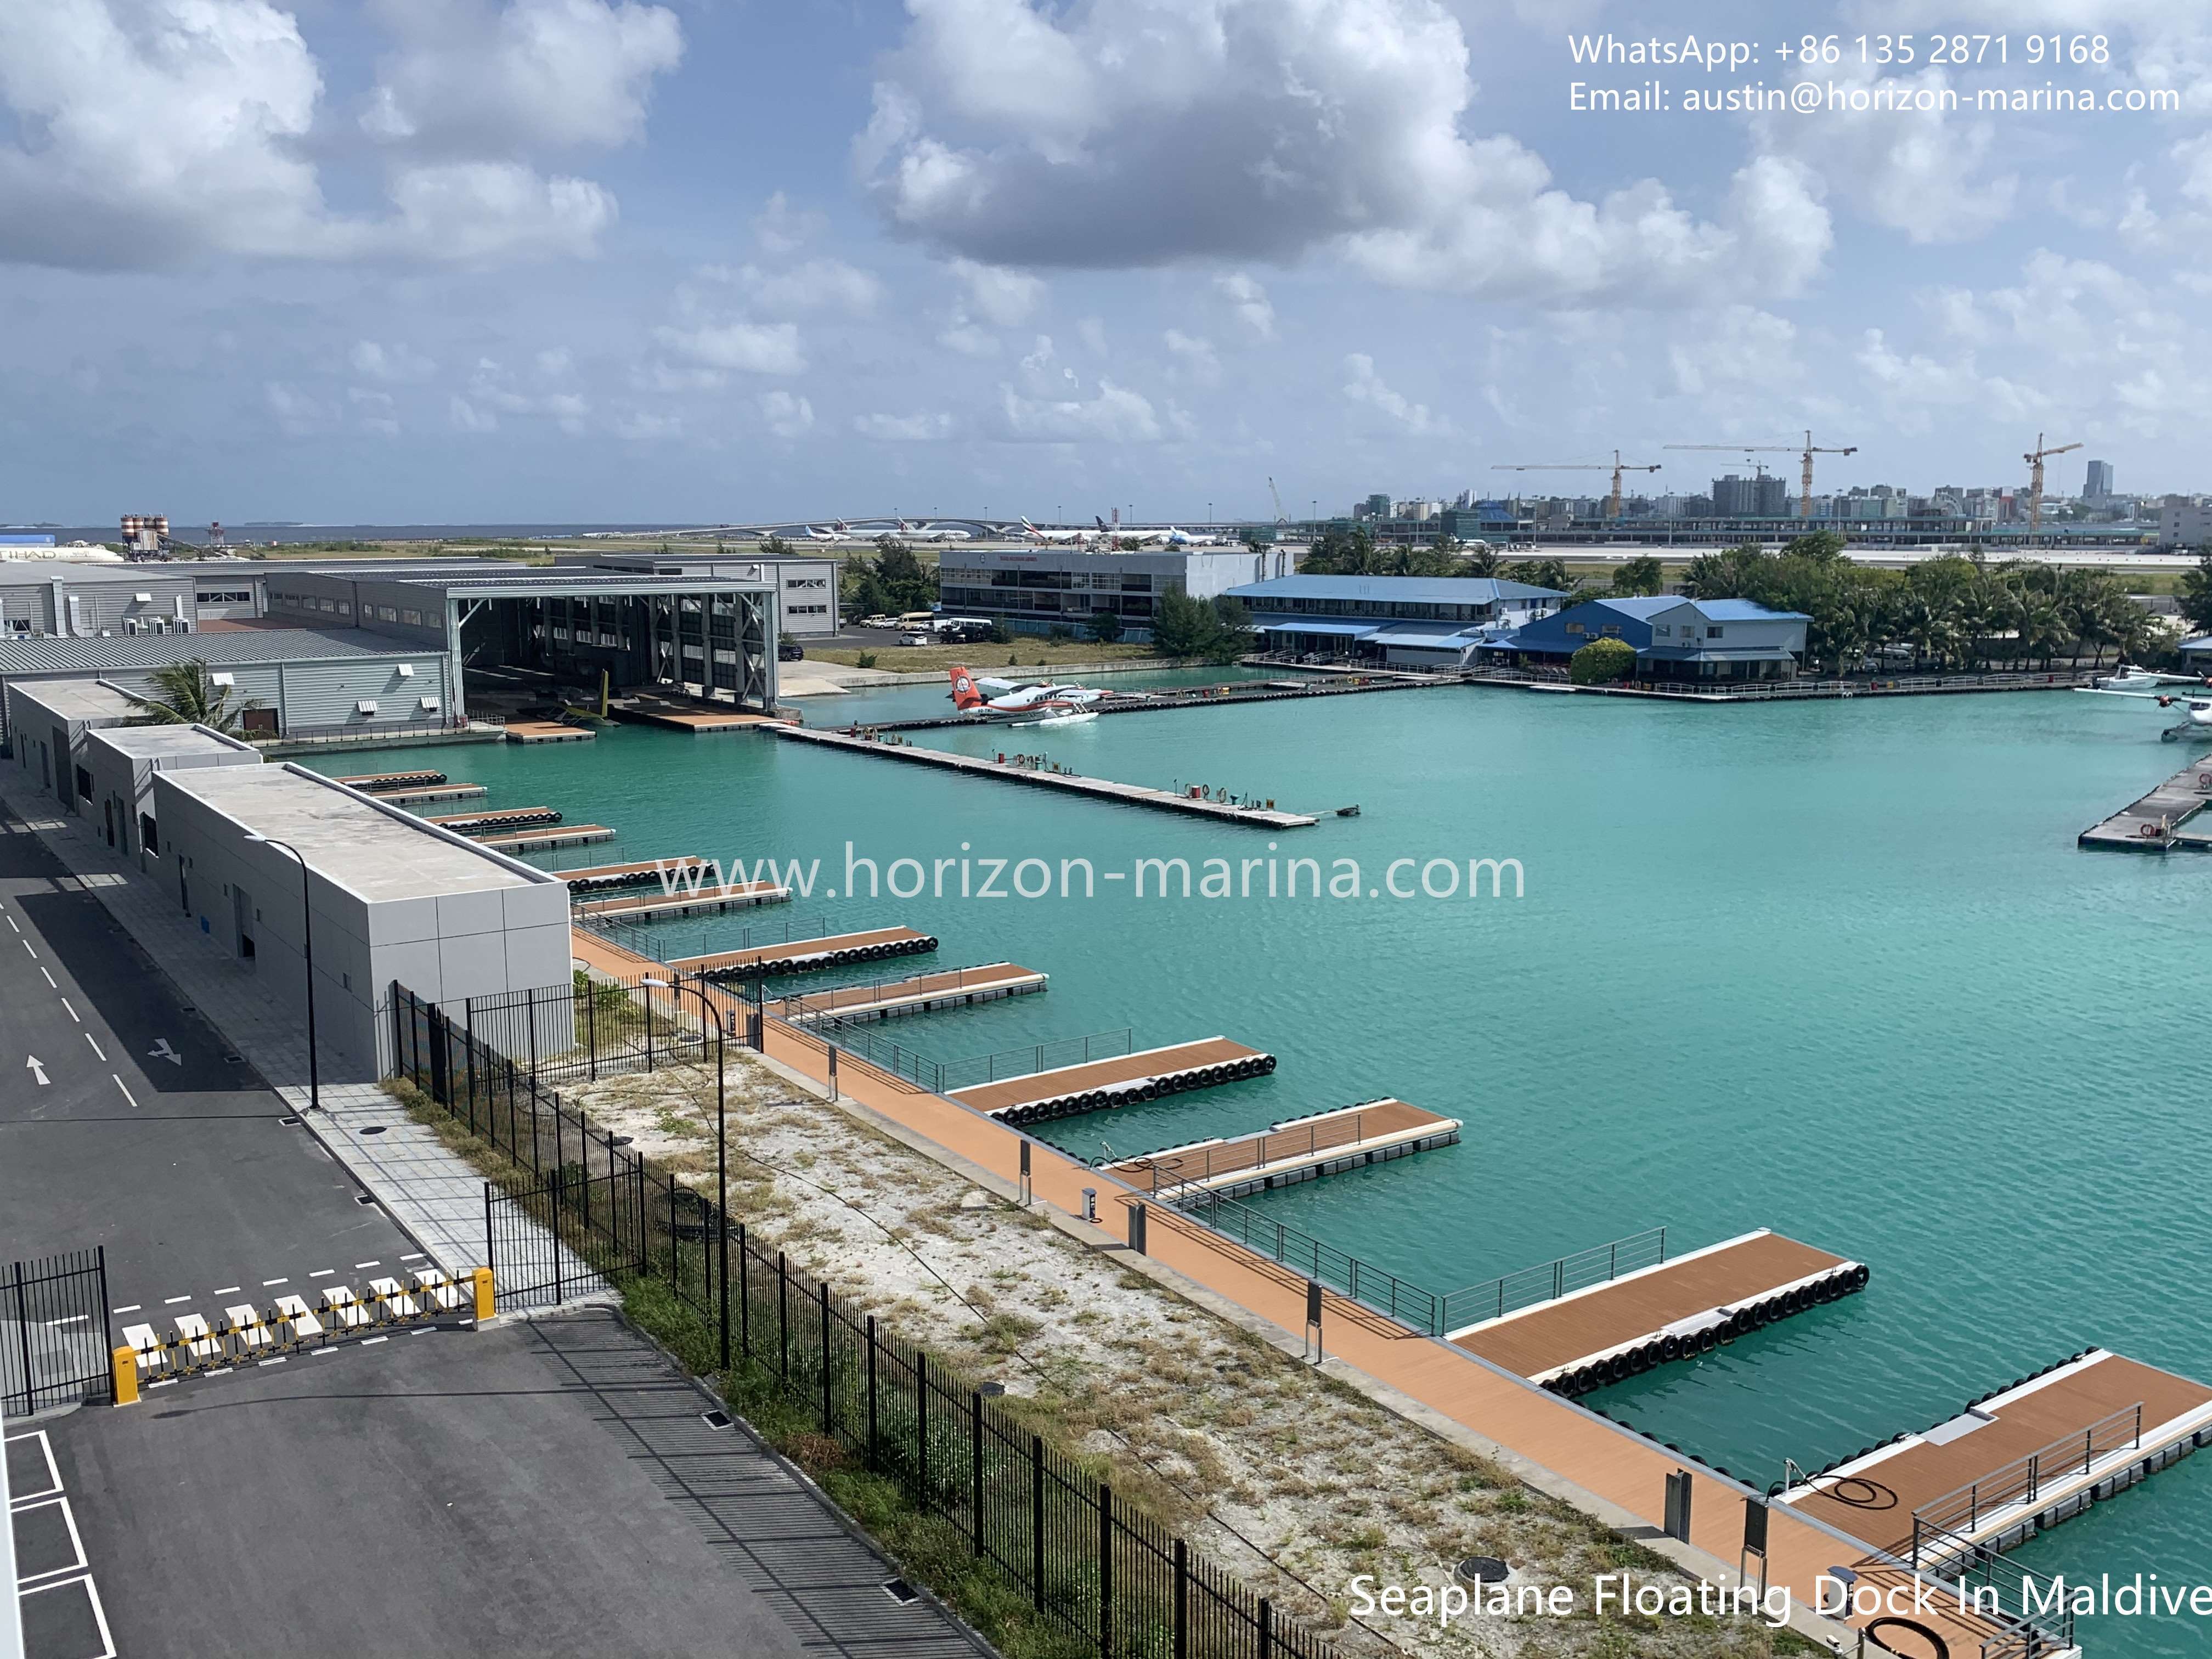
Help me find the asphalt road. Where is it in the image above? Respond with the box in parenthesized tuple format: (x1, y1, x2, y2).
(0, 809, 417, 1314)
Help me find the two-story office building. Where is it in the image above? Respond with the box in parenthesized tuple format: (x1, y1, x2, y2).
(938, 546, 1301, 642)
(1224, 574, 1567, 668)
(1496, 596, 1810, 681)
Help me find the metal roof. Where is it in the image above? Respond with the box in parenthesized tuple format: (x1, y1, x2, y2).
(1363, 622, 1487, 648)
(1226, 574, 1565, 603)
(0, 628, 431, 676)
(1694, 597, 1813, 622)
(1246, 614, 1378, 638)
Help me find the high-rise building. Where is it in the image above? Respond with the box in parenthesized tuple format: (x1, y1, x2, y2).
(2085, 460, 2114, 500)
(1712, 473, 1788, 517)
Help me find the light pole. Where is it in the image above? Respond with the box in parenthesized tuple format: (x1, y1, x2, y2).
(645, 973, 727, 1371)
(243, 833, 317, 1114)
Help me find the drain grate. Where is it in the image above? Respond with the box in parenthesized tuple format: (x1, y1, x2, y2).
(279, 1115, 301, 1126)
(354, 1194, 381, 1207)
(701, 1409, 732, 1430)
(881, 1578, 918, 1606)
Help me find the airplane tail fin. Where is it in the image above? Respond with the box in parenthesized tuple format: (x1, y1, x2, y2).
(949, 667, 986, 712)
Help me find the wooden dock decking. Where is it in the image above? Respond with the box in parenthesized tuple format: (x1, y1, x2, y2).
(1106, 1097, 1459, 1200)
(1452, 1229, 1866, 1392)
(505, 720, 595, 743)
(613, 704, 777, 733)
(669, 926, 939, 979)
(769, 725, 1318, 828)
(1780, 1349, 2212, 1561)
(475, 824, 616, 852)
(949, 1037, 1275, 1126)
(421, 805, 562, 832)
(2078, 749, 2212, 850)
(776, 962, 1046, 1022)
(576, 881, 790, 921)
(557, 856, 705, 893)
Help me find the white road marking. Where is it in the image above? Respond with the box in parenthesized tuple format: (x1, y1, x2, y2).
(309, 1268, 335, 1278)
(4, 913, 16, 931)
(354, 1261, 380, 1269)
(111, 1304, 140, 1314)
(112, 1075, 138, 1108)
(44, 1314, 87, 1327)
(38, 967, 54, 987)
(147, 1378, 177, 1389)
(85, 1034, 106, 1060)
(22, 937, 36, 957)
(148, 1037, 182, 1066)
(257, 1357, 286, 1367)
(162, 1295, 191, 1305)
(313, 1347, 339, 1356)
(213, 1286, 240, 1296)
(25, 1054, 48, 1086)
(361, 1336, 388, 1346)
(400, 1252, 427, 1261)
(261, 1278, 287, 1286)
(61, 997, 78, 1023)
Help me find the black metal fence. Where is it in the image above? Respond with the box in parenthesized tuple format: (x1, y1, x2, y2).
(3, 1249, 112, 1417)
(391, 981, 1336, 1659)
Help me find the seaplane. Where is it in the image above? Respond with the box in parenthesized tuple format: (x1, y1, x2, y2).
(2075, 682, 2212, 738)
(948, 665, 1105, 720)
(2092, 664, 2210, 691)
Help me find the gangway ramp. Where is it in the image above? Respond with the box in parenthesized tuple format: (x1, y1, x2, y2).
(949, 1037, 1274, 1127)
(669, 927, 938, 979)
(777, 963, 1045, 1023)
(1449, 1229, 1867, 1395)
(1779, 1348, 2212, 1561)
(1108, 1098, 1458, 1200)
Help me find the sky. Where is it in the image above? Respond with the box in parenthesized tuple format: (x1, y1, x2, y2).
(2, 0, 2209, 526)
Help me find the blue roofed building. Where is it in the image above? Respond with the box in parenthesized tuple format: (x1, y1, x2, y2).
(1495, 596, 1810, 682)
(1224, 574, 1567, 668)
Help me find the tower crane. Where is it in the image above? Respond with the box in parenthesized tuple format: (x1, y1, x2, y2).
(1664, 430, 1858, 520)
(1489, 450, 1660, 520)
(2023, 433, 2081, 535)
(1267, 475, 1289, 526)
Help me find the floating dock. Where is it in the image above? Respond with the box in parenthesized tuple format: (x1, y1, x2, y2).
(476, 824, 617, 852)
(853, 674, 1450, 733)
(949, 1037, 1276, 1127)
(1451, 1229, 1868, 1395)
(358, 782, 487, 806)
(558, 856, 706, 894)
(1779, 1349, 2212, 1564)
(505, 720, 594, 744)
(769, 725, 1317, 828)
(776, 962, 1046, 1023)
(576, 881, 790, 922)
(670, 926, 938, 979)
(422, 805, 563, 833)
(1107, 1097, 1459, 1200)
(336, 769, 448, 791)
(2078, 749, 2212, 850)
(614, 704, 777, 733)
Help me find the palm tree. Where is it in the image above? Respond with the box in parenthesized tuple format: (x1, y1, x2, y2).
(123, 659, 266, 736)
(2019, 600, 2070, 670)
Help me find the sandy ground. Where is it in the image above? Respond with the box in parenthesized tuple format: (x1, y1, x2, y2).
(560, 1053, 1802, 1659)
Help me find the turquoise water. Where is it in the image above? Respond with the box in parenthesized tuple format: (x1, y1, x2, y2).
(310, 684, 2212, 1655)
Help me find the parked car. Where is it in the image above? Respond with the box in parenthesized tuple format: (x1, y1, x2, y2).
(777, 640, 804, 662)
(899, 632, 931, 646)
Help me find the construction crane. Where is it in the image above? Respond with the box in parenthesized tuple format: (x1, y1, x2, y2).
(1664, 430, 1858, 520)
(1267, 475, 1289, 526)
(1489, 450, 1660, 520)
(2023, 432, 2082, 535)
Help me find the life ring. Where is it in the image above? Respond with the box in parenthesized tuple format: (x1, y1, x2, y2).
(2141, 822, 2164, 838)
(1863, 1616, 1949, 1658)
(2197, 772, 2210, 788)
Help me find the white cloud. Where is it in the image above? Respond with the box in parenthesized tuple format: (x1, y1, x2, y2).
(997, 380, 1161, 443)
(467, 356, 589, 432)
(951, 257, 1045, 326)
(1215, 272, 1276, 341)
(1342, 353, 1452, 437)
(613, 408, 681, 441)
(654, 320, 806, 375)
(1665, 307, 1797, 398)
(855, 410, 956, 441)
(449, 394, 498, 433)
(264, 380, 332, 435)
(937, 322, 999, 357)
(753, 191, 824, 253)
(351, 340, 437, 382)
(1076, 317, 1109, 356)
(859, 0, 1831, 303)
(741, 258, 884, 317)
(361, 0, 684, 153)
(758, 389, 815, 438)
(348, 386, 401, 436)
(1163, 329, 1220, 385)
(383, 162, 616, 262)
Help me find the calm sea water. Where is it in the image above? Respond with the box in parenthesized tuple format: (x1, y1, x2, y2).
(309, 679, 2212, 1656)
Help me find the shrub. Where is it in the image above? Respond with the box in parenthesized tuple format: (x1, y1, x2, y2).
(1569, 637, 1638, 684)
(1086, 610, 1124, 644)
(854, 652, 878, 669)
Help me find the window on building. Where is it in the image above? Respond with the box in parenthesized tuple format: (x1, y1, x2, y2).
(1600, 625, 1622, 637)
(1707, 626, 1724, 639)
(1565, 622, 1585, 635)
(400, 608, 424, 626)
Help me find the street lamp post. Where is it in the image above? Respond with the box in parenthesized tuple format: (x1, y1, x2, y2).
(645, 973, 728, 1370)
(243, 833, 317, 1114)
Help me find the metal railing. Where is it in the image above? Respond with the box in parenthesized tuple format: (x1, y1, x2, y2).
(1910, 1403, 2143, 1549)
(390, 980, 1338, 1659)
(1118, 1108, 1384, 1195)
(1177, 1187, 1443, 1334)
(1437, 1228, 1668, 1333)
(3, 1249, 111, 1416)
(774, 963, 1025, 1022)
(1904, 1517, 2078, 1657)
(816, 1018, 1136, 1096)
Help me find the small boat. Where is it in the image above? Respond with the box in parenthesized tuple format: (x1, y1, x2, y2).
(1336, 804, 1361, 817)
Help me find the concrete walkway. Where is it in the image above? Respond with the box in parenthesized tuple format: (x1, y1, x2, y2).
(0, 771, 601, 1304)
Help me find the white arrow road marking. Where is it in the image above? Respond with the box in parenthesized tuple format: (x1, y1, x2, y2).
(25, 1054, 48, 1086)
(148, 1037, 182, 1066)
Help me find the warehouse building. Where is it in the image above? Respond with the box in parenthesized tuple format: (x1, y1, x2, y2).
(1226, 574, 1567, 668)
(155, 764, 575, 1080)
(83, 723, 260, 868)
(5, 678, 137, 811)
(0, 631, 457, 751)
(936, 545, 1301, 642)
(556, 549, 841, 637)
(1494, 596, 1810, 681)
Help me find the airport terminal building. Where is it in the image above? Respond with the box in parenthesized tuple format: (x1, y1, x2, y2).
(937, 545, 1301, 642)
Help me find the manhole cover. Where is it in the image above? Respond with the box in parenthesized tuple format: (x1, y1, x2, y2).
(1456, 1556, 1510, 1585)
(358, 1125, 387, 1136)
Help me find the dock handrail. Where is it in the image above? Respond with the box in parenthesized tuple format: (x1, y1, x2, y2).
(1909, 1402, 2143, 1549)
(1118, 1107, 1379, 1194)
(1436, 1227, 1669, 1332)
(800, 1015, 1136, 1097)
(774, 963, 1020, 1020)
(1903, 1516, 2078, 1658)
(1175, 1186, 1444, 1335)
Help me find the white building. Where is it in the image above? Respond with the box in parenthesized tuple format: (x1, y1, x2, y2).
(83, 723, 260, 868)
(2159, 499, 2212, 550)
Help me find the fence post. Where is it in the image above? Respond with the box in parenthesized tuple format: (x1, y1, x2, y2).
(820, 1282, 833, 1434)
(666, 1174, 677, 1291)
(971, 1391, 985, 1557)
(13, 1261, 34, 1415)
(1031, 1435, 1046, 1613)
(527, 984, 539, 1075)
(917, 1350, 929, 1499)
(1173, 1538, 1188, 1659)
(94, 1245, 112, 1389)
(586, 977, 597, 1081)
(777, 1250, 789, 1381)
(738, 1222, 749, 1359)
(645, 982, 654, 1073)
(483, 1185, 494, 1284)
(551, 1165, 564, 1305)
(1098, 1482, 1114, 1658)
(1259, 1596, 1273, 1659)
(866, 1314, 879, 1463)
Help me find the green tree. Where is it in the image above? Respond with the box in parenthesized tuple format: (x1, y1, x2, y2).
(759, 534, 797, 558)
(1610, 556, 1664, 596)
(2181, 553, 2212, 635)
(1501, 557, 1572, 595)
(1085, 609, 1124, 644)
(123, 660, 267, 736)
(1568, 637, 1637, 684)
(1462, 544, 1502, 578)
(840, 535, 939, 619)
(1150, 591, 1251, 662)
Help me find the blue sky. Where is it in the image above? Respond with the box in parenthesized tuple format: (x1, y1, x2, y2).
(2, 0, 2208, 525)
